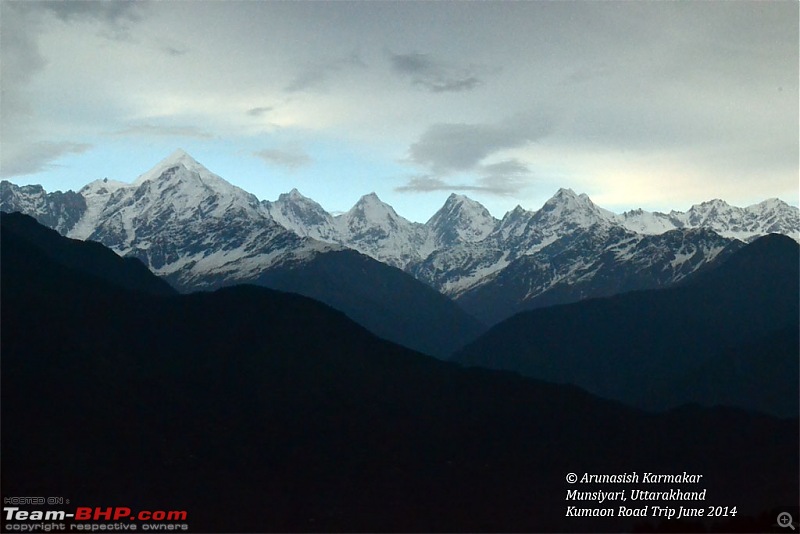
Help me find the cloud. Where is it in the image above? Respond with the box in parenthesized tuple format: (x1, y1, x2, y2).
(396, 158, 534, 196)
(284, 51, 366, 93)
(246, 107, 273, 117)
(389, 52, 484, 93)
(394, 175, 497, 194)
(24, 0, 146, 42)
(254, 147, 312, 169)
(0, 5, 47, 86)
(476, 159, 532, 195)
(0, 0, 146, 180)
(110, 123, 214, 139)
(1, 142, 92, 178)
(397, 114, 551, 196)
(395, 176, 455, 193)
(1, 3, 48, 129)
(1, 1, 795, 215)
(406, 114, 552, 174)
(160, 44, 187, 57)
(33, 0, 144, 24)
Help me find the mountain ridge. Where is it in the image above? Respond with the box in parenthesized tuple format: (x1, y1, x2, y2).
(2, 149, 796, 245)
(2, 149, 797, 326)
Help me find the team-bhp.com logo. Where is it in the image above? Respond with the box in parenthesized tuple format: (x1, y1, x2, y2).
(4, 506, 188, 521)
(75, 508, 187, 521)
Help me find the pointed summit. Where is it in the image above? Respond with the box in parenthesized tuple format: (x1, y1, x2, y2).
(133, 149, 212, 185)
(507, 205, 529, 217)
(278, 188, 312, 202)
(496, 204, 535, 240)
(166, 147, 192, 162)
(355, 192, 383, 205)
(348, 192, 399, 219)
(554, 187, 578, 198)
(684, 199, 737, 226)
(334, 192, 426, 268)
(440, 193, 487, 211)
(499, 204, 533, 224)
(265, 189, 336, 240)
(540, 188, 603, 213)
(427, 193, 496, 246)
(532, 188, 614, 230)
(443, 192, 472, 205)
(539, 188, 589, 213)
(752, 198, 787, 210)
(112, 149, 263, 235)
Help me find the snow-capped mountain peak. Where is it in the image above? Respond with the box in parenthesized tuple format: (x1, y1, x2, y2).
(67, 150, 273, 253)
(439, 193, 491, 215)
(533, 188, 613, 229)
(333, 192, 431, 268)
(684, 199, 735, 224)
(495, 205, 535, 240)
(3, 149, 797, 313)
(264, 188, 338, 241)
(616, 196, 799, 242)
(426, 193, 497, 246)
(616, 208, 681, 235)
(353, 191, 389, 207)
(133, 148, 212, 185)
(275, 188, 318, 206)
(543, 188, 592, 209)
(285, 188, 306, 200)
(344, 192, 403, 224)
(749, 197, 789, 213)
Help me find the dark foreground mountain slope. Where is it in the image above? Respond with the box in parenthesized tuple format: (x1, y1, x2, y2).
(674, 325, 799, 416)
(253, 249, 487, 358)
(2, 221, 797, 533)
(455, 234, 799, 416)
(172, 247, 486, 359)
(1, 211, 175, 296)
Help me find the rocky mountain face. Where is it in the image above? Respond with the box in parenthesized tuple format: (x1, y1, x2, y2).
(76, 151, 335, 290)
(0, 182, 86, 235)
(456, 225, 744, 324)
(2, 149, 797, 329)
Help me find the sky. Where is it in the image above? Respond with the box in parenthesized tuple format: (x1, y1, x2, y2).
(1, 0, 798, 223)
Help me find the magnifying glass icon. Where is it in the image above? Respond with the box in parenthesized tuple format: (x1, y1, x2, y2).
(778, 512, 795, 530)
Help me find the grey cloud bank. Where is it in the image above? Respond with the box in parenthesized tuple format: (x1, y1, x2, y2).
(389, 51, 485, 93)
(255, 148, 313, 170)
(407, 115, 553, 175)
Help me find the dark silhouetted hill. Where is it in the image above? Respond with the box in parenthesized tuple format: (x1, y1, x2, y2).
(1, 211, 175, 296)
(2, 219, 797, 533)
(455, 234, 799, 417)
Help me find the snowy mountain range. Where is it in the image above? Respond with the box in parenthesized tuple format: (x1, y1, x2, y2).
(2, 149, 798, 327)
(0, 150, 484, 358)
